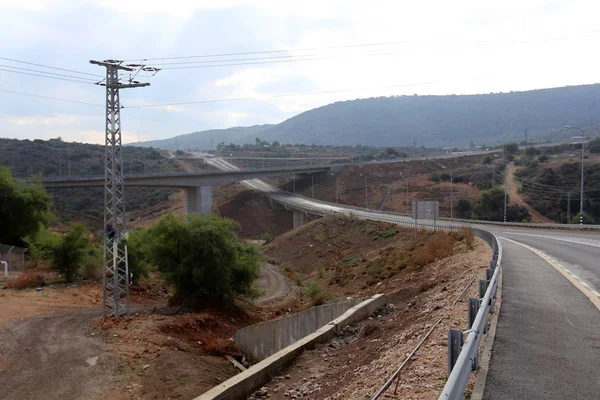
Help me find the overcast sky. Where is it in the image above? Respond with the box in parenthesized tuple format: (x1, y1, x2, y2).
(1, 0, 599, 144)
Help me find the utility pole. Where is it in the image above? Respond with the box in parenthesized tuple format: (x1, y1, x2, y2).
(91, 59, 150, 318)
(311, 173, 314, 199)
(564, 126, 586, 226)
(567, 192, 571, 223)
(406, 179, 409, 215)
(450, 172, 453, 219)
(365, 176, 368, 210)
(503, 177, 507, 223)
(68, 151, 71, 178)
(525, 129, 528, 148)
(503, 144, 507, 223)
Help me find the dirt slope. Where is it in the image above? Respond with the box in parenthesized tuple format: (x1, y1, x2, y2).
(506, 163, 553, 223)
(256, 220, 491, 399)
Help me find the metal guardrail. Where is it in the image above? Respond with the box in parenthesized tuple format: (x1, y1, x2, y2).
(40, 164, 333, 183)
(438, 229, 502, 400)
(440, 216, 600, 231)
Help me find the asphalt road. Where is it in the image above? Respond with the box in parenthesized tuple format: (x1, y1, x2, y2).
(497, 230, 600, 294)
(203, 153, 600, 398)
(483, 239, 600, 399)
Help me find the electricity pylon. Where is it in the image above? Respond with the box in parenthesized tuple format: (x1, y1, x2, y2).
(90, 60, 150, 318)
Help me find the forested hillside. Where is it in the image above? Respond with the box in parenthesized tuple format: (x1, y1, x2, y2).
(133, 84, 600, 150)
(0, 138, 181, 219)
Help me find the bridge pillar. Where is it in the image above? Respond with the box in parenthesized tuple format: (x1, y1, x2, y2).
(183, 186, 212, 214)
(293, 210, 305, 229)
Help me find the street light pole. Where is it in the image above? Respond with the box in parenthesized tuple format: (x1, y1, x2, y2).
(365, 176, 368, 210)
(450, 172, 453, 220)
(565, 126, 586, 226)
(503, 145, 507, 223)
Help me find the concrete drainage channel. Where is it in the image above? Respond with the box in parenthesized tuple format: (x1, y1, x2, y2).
(196, 228, 501, 400)
(195, 294, 386, 400)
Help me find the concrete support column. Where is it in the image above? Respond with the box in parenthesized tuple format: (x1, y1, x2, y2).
(200, 186, 212, 213)
(183, 186, 212, 214)
(293, 210, 305, 229)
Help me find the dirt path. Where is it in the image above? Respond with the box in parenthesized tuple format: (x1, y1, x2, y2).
(0, 308, 118, 400)
(506, 163, 554, 223)
(256, 262, 291, 305)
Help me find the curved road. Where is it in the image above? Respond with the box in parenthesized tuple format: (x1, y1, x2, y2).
(202, 153, 600, 399)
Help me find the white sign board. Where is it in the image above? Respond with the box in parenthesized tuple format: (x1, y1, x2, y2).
(412, 200, 440, 220)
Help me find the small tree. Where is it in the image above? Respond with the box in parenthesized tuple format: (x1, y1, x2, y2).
(504, 142, 519, 154)
(0, 166, 53, 246)
(482, 156, 493, 165)
(456, 199, 472, 218)
(48, 224, 93, 282)
(132, 214, 260, 307)
(125, 228, 152, 285)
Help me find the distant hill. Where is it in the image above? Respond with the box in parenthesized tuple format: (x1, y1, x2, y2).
(132, 84, 600, 149)
(0, 138, 181, 219)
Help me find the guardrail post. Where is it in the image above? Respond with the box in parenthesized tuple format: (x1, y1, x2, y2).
(479, 279, 488, 299)
(485, 268, 493, 282)
(447, 329, 463, 377)
(467, 298, 478, 329)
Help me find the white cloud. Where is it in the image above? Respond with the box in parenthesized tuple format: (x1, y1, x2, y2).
(3, 0, 600, 143)
(6, 114, 89, 126)
(0, 0, 57, 11)
(88, 0, 258, 19)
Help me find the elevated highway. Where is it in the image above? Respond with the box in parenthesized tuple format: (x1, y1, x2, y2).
(202, 154, 600, 399)
(41, 164, 330, 214)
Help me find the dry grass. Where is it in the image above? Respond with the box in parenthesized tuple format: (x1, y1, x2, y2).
(459, 227, 475, 247)
(409, 232, 455, 267)
(5, 273, 44, 290)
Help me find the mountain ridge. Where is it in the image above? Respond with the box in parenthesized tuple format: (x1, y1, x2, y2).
(131, 83, 600, 150)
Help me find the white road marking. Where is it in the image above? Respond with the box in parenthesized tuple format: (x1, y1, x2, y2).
(502, 231, 600, 248)
(500, 236, 600, 311)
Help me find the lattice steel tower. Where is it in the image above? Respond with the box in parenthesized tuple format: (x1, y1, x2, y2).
(91, 60, 150, 318)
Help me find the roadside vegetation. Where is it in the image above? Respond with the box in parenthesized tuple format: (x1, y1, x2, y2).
(264, 216, 478, 298)
(514, 144, 600, 223)
(127, 213, 261, 309)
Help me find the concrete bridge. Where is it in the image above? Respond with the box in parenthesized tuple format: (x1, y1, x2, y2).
(42, 165, 330, 214)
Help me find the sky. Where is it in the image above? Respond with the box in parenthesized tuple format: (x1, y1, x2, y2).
(1, 0, 600, 144)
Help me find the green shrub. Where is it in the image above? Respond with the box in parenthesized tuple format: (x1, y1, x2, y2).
(47, 224, 94, 282)
(429, 173, 440, 182)
(0, 166, 53, 246)
(125, 228, 151, 284)
(294, 273, 303, 286)
(304, 282, 325, 304)
(128, 213, 260, 308)
(262, 231, 274, 243)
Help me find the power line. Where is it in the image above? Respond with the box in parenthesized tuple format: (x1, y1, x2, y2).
(124, 40, 416, 62)
(150, 49, 401, 67)
(125, 30, 600, 63)
(0, 68, 98, 85)
(125, 82, 433, 109)
(0, 64, 99, 82)
(0, 88, 103, 106)
(0, 56, 104, 78)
